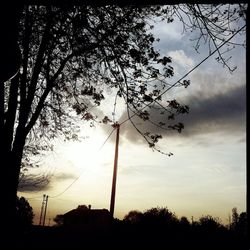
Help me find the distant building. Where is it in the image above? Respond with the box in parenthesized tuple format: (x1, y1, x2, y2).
(63, 205, 112, 231)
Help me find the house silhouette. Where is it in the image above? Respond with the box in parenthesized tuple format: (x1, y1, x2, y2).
(63, 205, 112, 231)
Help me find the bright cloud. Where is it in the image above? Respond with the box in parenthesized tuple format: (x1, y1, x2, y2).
(168, 50, 195, 68)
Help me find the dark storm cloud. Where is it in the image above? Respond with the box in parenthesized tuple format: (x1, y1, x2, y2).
(18, 175, 51, 192)
(116, 84, 246, 143)
(179, 84, 246, 136)
(18, 172, 77, 192)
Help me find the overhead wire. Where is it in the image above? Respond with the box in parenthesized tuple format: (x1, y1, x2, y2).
(49, 127, 116, 199)
(49, 172, 85, 198)
(21, 23, 245, 201)
(22, 126, 115, 200)
(119, 24, 246, 126)
(98, 128, 116, 151)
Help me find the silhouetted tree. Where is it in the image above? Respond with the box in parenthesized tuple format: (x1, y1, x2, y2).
(236, 212, 247, 236)
(124, 210, 143, 225)
(1, 5, 176, 228)
(141, 206, 178, 234)
(53, 214, 64, 227)
(231, 208, 247, 236)
(179, 216, 190, 225)
(1, 4, 246, 229)
(170, 4, 247, 72)
(179, 216, 191, 230)
(196, 215, 226, 236)
(231, 207, 239, 230)
(16, 196, 34, 230)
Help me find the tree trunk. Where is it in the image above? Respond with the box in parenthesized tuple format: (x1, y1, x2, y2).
(2, 155, 20, 242)
(0, 5, 22, 243)
(2, 134, 26, 239)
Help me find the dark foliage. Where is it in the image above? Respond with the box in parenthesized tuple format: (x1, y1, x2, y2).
(23, 207, 247, 250)
(16, 196, 34, 229)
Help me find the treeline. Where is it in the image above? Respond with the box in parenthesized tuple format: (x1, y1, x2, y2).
(111, 207, 247, 249)
(51, 206, 247, 248)
(17, 204, 247, 249)
(119, 206, 246, 234)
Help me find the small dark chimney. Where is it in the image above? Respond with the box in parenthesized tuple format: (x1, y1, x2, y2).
(88, 205, 91, 210)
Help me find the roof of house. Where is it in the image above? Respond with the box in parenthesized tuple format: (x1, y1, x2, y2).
(63, 206, 110, 219)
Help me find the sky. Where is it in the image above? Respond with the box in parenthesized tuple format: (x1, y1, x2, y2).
(18, 8, 246, 226)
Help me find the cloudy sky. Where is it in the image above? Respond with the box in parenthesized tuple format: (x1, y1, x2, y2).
(18, 7, 246, 226)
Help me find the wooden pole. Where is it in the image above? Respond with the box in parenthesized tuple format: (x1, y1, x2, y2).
(42, 195, 49, 226)
(110, 123, 120, 218)
(39, 194, 46, 225)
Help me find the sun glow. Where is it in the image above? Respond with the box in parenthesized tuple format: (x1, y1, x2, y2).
(47, 126, 116, 200)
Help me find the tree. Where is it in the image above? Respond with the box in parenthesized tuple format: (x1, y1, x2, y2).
(1, 5, 175, 228)
(178, 216, 191, 238)
(141, 206, 178, 230)
(197, 215, 225, 234)
(179, 216, 190, 228)
(169, 4, 247, 72)
(124, 210, 143, 224)
(231, 207, 239, 230)
(16, 196, 34, 229)
(1, 4, 246, 230)
(231, 208, 247, 235)
(236, 212, 247, 236)
(53, 214, 64, 227)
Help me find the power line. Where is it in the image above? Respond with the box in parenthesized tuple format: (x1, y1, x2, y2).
(120, 24, 246, 126)
(49, 170, 86, 198)
(20, 24, 246, 201)
(20, 124, 116, 200)
(49, 127, 116, 199)
(98, 128, 115, 151)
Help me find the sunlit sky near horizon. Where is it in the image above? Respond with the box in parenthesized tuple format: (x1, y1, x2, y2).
(18, 10, 246, 226)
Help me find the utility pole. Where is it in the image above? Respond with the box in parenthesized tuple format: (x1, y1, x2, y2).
(42, 195, 49, 226)
(39, 194, 46, 225)
(110, 123, 120, 218)
(39, 194, 49, 226)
